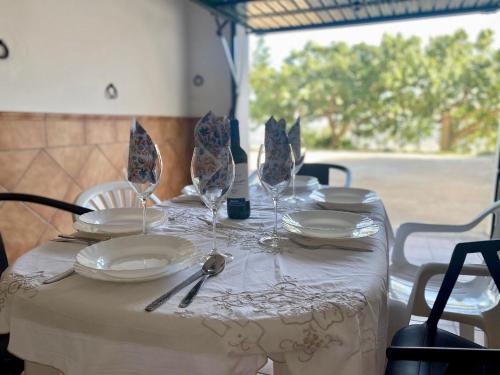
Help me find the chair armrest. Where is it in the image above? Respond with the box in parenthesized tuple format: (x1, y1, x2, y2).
(392, 200, 500, 266)
(410, 263, 489, 317)
(386, 346, 500, 362)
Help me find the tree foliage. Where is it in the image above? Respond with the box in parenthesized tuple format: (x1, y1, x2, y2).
(250, 30, 500, 153)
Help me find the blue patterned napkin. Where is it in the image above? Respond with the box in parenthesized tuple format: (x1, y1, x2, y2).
(262, 116, 292, 185)
(127, 119, 158, 184)
(288, 117, 301, 161)
(193, 111, 231, 190)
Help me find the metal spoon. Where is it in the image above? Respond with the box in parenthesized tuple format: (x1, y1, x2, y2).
(145, 254, 225, 312)
(178, 254, 225, 308)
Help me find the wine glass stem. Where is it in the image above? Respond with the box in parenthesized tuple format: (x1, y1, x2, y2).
(140, 197, 147, 234)
(211, 207, 218, 253)
(292, 172, 296, 199)
(272, 197, 278, 239)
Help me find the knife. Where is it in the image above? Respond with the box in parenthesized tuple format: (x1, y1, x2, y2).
(145, 270, 204, 312)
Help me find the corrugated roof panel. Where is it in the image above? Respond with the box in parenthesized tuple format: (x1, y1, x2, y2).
(327, 9, 345, 22)
(194, 0, 500, 33)
(434, 1, 449, 11)
(365, 3, 382, 18)
(294, 0, 311, 10)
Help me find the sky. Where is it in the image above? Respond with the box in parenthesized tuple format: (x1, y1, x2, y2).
(249, 12, 500, 68)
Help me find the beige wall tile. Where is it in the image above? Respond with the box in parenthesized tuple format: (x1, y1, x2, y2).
(98, 143, 128, 173)
(76, 147, 121, 189)
(0, 149, 39, 190)
(115, 118, 132, 142)
(46, 116, 85, 146)
(15, 151, 73, 220)
(0, 117, 46, 150)
(47, 145, 93, 180)
(85, 118, 117, 144)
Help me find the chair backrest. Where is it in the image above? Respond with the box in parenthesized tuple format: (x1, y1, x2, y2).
(298, 163, 352, 187)
(427, 240, 500, 330)
(0, 193, 92, 272)
(0, 233, 8, 275)
(75, 181, 161, 210)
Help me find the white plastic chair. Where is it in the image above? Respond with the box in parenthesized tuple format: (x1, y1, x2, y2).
(74, 181, 161, 212)
(389, 201, 500, 347)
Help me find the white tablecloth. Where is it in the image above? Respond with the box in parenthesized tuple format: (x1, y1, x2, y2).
(0, 187, 392, 375)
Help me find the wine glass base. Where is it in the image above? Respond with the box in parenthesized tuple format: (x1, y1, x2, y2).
(259, 235, 288, 248)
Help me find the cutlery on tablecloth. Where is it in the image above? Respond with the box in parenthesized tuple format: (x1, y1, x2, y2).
(43, 268, 76, 284)
(52, 234, 109, 244)
(51, 239, 99, 246)
(145, 254, 224, 312)
(178, 254, 225, 308)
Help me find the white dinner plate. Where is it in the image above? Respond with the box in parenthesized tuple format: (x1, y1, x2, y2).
(75, 208, 165, 234)
(75, 234, 198, 282)
(310, 187, 379, 208)
(282, 210, 377, 239)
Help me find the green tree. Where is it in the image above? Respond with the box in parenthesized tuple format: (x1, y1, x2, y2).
(425, 30, 500, 152)
(250, 30, 500, 153)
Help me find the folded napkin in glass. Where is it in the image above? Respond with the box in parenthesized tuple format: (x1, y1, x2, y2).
(127, 119, 158, 184)
(262, 116, 292, 185)
(288, 117, 303, 164)
(193, 111, 231, 191)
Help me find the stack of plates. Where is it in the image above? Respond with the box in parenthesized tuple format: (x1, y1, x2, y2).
(74, 234, 198, 282)
(310, 187, 379, 209)
(286, 175, 320, 194)
(282, 210, 379, 240)
(74, 208, 165, 235)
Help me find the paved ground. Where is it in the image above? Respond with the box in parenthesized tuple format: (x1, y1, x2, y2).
(250, 150, 497, 234)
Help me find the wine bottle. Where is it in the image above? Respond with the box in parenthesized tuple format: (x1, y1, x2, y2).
(227, 118, 251, 219)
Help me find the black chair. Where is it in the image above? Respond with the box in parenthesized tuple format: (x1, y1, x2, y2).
(298, 163, 352, 186)
(0, 193, 92, 375)
(386, 240, 500, 375)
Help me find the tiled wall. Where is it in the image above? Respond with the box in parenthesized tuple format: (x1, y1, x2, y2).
(0, 112, 197, 264)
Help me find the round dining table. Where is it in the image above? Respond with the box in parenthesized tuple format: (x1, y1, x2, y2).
(0, 186, 392, 375)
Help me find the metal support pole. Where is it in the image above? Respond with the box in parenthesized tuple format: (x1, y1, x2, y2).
(491, 120, 500, 238)
(229, 21, 237, 119)
(215, 16, 239, 118)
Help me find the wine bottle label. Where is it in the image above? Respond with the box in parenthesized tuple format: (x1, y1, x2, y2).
(228, 163, 249, 200)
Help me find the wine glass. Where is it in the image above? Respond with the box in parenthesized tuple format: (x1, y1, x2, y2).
(256, 144, 293, 248)
(191, 146, 235, 261)
(127, 144, 163, 234)
(285, 145, 307, 202)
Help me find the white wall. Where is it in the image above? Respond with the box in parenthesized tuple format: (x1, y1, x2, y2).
(0, 0, 244, 118)
(186, 1, 232, 117)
